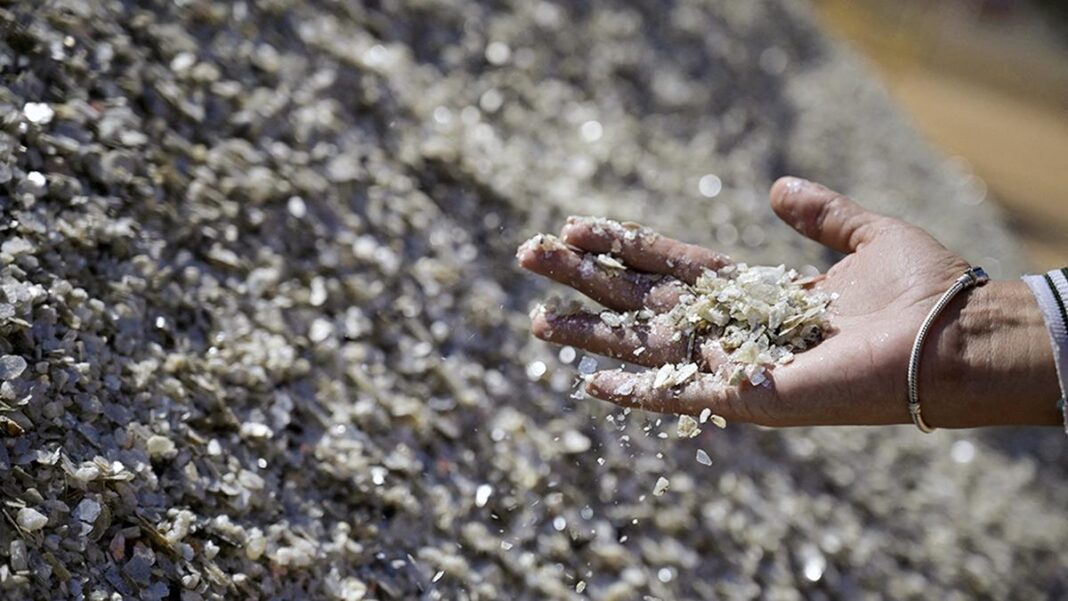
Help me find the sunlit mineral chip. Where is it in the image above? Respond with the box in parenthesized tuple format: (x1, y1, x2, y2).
(676, 415, 701, 438)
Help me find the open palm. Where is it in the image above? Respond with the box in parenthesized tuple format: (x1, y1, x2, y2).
(518, 177, 1010, 427)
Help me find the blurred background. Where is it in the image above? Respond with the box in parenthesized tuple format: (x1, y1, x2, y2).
(815, 0, 1068, 270)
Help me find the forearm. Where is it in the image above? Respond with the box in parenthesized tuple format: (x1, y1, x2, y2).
(927, 280, 1062, 427)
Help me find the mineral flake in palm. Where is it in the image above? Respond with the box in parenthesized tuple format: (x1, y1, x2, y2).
(668, 262, 835, 385)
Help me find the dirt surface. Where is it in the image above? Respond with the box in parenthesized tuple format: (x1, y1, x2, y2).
(0, 1, 1064, 600)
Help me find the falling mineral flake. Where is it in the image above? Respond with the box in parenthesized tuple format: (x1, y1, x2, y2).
(558, 346, 577, 364)
(475, 484, 493, 507)
(696, 449, 713, 466)
(577, 356, 599, 375)
(676, 415, 701, 438)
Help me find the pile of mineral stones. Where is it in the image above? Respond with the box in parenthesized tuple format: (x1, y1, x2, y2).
(1, 1, 1065, 600)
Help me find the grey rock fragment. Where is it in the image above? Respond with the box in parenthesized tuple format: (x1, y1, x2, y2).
(0, 355, 26, 380)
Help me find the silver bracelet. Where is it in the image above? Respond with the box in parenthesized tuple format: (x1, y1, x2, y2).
(907, 266, 990, 433)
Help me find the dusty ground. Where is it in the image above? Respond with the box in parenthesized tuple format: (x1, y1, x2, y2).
(815, 0, 1068, 270)
(0, 1, 1065, 600)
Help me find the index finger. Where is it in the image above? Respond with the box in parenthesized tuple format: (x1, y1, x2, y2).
(561, 217, 732, 284)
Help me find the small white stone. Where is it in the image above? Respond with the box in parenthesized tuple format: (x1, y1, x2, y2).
(309, 318, 334, 343)
(240, 422, 274, 439)
(17, 507, 48, 531)
(147, 435, 177, 459)
(338, 577, 367, 601)
(170, 51, 196, 72)
(204, 540, 220, 560)
(23, 102, 54, 124)
(371, 466, 387, 486)
(74, 498, 102, 525)
(245, 530, 267, 560)
(287, 195, 307, 218)
(652, 476, 670, 497)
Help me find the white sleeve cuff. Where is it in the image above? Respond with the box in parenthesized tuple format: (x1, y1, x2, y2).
(1022, 270, 1068, 433)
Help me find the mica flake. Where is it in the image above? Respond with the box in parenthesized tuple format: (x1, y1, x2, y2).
(667, 263, 832, 384)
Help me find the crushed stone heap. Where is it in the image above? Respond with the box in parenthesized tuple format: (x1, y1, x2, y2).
(0, 1, 1064, 600)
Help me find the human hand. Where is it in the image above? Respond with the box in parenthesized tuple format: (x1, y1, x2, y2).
(517, 177, 1061, 427)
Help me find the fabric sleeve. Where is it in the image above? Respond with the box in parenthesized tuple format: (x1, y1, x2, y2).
(1021, 269, 1068, 434)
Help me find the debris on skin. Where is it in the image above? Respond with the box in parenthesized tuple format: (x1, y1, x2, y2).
(536, 295, 586, 319)
(599, 311, 624, 328)
(651, 362, 701, 389)
(595, 253, 627, 271)
(0, 0, 1059, 599)
(517, 233, 569, 257)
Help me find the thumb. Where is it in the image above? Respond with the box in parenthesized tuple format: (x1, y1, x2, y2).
(769, 176, 887, 253)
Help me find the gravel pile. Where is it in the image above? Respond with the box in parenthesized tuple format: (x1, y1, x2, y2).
(1, 1, 1065, 599)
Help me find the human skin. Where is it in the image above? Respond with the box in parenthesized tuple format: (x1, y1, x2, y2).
(517, 176, 1062, 428)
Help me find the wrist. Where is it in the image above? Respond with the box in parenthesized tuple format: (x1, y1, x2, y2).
(924, 280, 1061, 427)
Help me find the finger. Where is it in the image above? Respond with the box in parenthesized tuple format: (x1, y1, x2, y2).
(531, 307, 729, 369)
(517, 234, 686, 311)
(769, 177, 888, 253)
(561, 217, 732, 284)
(584, 370, 776, 423)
